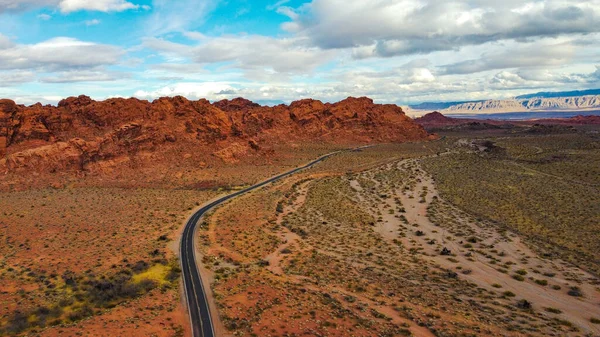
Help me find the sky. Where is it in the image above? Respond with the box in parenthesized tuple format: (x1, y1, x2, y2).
(0, 0, 600, 106)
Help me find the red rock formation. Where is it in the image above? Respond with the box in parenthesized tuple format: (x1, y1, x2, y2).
(414, 111, 457, 125)
(414, 111, 600, 129)
(538, 115, 600, 125)
(0, 95, 430, 188)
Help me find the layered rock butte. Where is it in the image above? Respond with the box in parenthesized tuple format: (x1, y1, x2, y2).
(0, 95, 430, 189)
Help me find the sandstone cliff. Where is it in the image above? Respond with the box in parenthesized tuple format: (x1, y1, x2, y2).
(0, 95, 429, 189)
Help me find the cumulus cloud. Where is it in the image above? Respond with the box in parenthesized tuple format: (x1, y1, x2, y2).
(0, 71, 35, 86)
(0, 0, 139, 12)
(0, 0, 56, 12)
(280, 0, 600, 57)
(0, 33, 13, 49)
(0, 37, 123, 71)
(40, 70, 129, 83)
(59, 0, 138, 13)
(489, 71, 537, 90)
(440, 40, 575, 74)
(0, 36, 126, 87)
(144, 35, 336, 74)
(134, 82, 236, 100)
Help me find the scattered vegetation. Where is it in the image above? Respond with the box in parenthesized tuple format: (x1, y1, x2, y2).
(422, 133, 600, 275)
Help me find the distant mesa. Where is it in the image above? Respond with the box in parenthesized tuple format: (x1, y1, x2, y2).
(410, 88, 600, 114)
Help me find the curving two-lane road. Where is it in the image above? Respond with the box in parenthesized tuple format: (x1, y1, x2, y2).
(180, 149, 354, 337)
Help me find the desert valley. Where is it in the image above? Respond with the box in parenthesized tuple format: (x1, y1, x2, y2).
(2, 0, 600, 336)
(1, 94, 599, 337)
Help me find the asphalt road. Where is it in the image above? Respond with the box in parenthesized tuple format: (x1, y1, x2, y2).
(180, 149, 350, 337)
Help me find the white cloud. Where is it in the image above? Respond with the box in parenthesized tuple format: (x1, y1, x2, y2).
(40, 70, 128, 83)
(410, 68, 435, 83)
(0, 71, 35, 86)
(440, 39, 576, 74)
(0, 36, 126, 86)
(145, 0, 220, 36)
(0, 37, 123, 71)
(145, 35, 337, 74)
(0, 0, 139, 12)
(267, 0, 291, 11)
(281, 0, 600, 57)
(58, 0, 138, 13)
(85, 19, 102, 27)
(85, 19, 101, 26)
(134, 82, 236, 100)
(489, 71, 532, 89)
(0, 33, 13, 49)
(0, 0, 56, 12)
(37, 13, 51, 20)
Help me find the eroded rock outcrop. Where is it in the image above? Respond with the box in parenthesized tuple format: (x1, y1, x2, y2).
(0, 95, 430, 188)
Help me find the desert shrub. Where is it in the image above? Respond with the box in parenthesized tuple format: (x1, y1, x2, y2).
(421, 136, 600, 275)
(516, 299, 532, 310)
(166, 263, 182, 282)
(275, 202, 284, 213)
(131, 260, 150, 273)
(344, 295, 356, 303)
(545, 307, 562, 314)
(67, 305, 94, 322)
(3, 311, 29, 334)
(85, 274, 155, 306)
(567, 286, 583, 297)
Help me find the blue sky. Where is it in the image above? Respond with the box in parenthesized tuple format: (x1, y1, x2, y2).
(1, 0, 599, 106)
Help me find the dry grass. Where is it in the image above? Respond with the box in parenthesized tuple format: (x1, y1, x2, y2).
(199, 137, 600, 337)
(421, 133, 600, 275)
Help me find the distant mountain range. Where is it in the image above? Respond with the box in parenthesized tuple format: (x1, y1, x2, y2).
(410, 88, 600, 114)
(516, 88, 600, 99)
(409, 100, 484, 111)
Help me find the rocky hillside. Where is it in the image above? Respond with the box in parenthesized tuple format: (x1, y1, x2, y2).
(0, 95, 429, 189)
(413, 111, 467, 126)
(443, 95, 600, 113)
